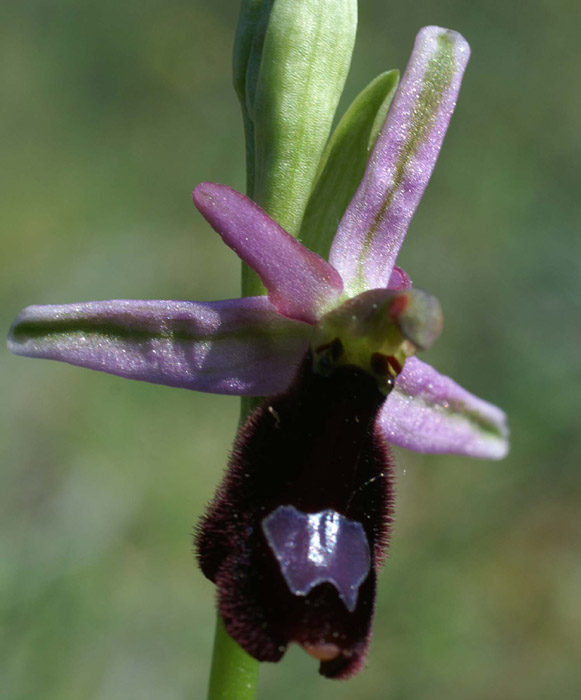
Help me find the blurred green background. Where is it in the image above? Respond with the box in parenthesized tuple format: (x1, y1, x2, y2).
(2, 1, 580, 698)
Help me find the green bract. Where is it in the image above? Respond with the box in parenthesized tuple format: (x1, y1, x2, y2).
(239, 0, 357, 237)
(233, 0, 274, 200)
(300, 70, 399, 260)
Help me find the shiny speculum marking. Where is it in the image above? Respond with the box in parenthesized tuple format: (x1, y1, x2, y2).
(262, 505, 371, 612)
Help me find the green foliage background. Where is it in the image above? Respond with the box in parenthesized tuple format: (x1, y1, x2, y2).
(2, 1, 580, 698)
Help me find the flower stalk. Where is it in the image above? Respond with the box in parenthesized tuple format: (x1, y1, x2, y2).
(208, 617, 260, 700)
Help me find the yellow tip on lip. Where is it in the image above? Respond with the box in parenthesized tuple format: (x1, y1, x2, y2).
(301, 641, 342, 662)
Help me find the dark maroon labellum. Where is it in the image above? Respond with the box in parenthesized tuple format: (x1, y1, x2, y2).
(196, 352, 394, 679)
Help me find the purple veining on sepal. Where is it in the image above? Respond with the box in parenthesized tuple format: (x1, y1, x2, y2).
(193, 183, 343, 323)
(262, 505, 371, 613)
(330, 26, 470, 296)
(8, 298, 310, 396)
(379, 357, 509, 459)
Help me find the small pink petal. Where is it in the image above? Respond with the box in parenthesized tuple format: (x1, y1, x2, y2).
(193, 183, 343, 323)
(387, 266, 412, 290)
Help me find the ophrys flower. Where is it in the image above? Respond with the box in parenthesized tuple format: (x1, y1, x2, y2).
(8, 26, 508, 678)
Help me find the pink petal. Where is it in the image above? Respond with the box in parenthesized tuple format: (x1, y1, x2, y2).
(193, 183, 343, 323)
(387, 265, 412, 290)
(330, 27, 470, 296)
(8, 297, 310, 396)
(378, 357, 509, 459)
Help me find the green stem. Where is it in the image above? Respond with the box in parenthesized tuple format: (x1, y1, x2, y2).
(206, 301, 263, 700)
(208, 616, 260, 700)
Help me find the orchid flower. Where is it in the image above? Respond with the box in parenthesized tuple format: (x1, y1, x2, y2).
(8, 26, 508, 679)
